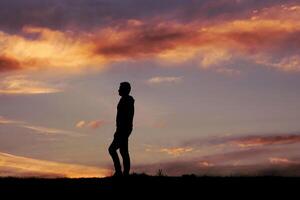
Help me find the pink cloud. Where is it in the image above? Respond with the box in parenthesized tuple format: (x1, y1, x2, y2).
(269, 157, 300, 165)
(76, 120, 105, 129)
(231, 135, 300, 148)
(87, 120, 105, 129)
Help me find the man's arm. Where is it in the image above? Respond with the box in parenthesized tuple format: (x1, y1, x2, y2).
(128, 99, 134, 124)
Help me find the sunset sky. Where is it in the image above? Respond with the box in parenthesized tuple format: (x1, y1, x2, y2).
(1, 0, 300, 177)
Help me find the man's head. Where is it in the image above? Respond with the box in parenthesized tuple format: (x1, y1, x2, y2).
(118, 82, 131, 96)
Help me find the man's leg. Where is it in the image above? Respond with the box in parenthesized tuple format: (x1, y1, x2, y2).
(120, 137, 130, 176)
(108, 138, 122, 175)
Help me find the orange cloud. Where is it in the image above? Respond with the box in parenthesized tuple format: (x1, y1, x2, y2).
(0, 152, 110, 178)
(1, 4, 300, 75)
(0, 75, 62, 95)
(147, 76, 183, 85)
(198, 161, 214, 167)
(0, 116, 21, 124)
(159, 147, 194, 156)
(0, 56, 21, 72)
(76, 120, 86, 128)
(0, 26, 107, 74)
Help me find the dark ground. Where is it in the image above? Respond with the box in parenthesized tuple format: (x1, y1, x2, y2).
(0, 174, 298, 197)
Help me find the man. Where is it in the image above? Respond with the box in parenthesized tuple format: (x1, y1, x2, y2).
(109, 82, 135, 176)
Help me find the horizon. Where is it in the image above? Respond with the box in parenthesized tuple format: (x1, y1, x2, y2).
(1, 0, 300, 178)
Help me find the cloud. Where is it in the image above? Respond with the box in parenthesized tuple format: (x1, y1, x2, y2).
(75, 120, 105, 129)
(145, 145, 194, 157)
(134, 160, 300, 176)
(0, 116, 82, 137)
(183, 133, 300, 149)
(147, 76, 183, 84)
(199, 148, 281, 164)
(0, 116, 21, 124)
(0, 2, 300, 76)
(135, 146, 300, 176)
(87, 120, 105, 129)
(257, 55, 300, 72)
(0, 27, 107, 74)
(148, 132, 300, 175)
(89, 3, 300, 73)
(0, 56, 21, 72)
(269, 157, 300, 165)
(0, 152, 110, 178)
(141, 131, 300, 175)
(94, 24, 191, 59)
(159, 147, 194, 157)
(0, 0, 294, 32)
(23, 125, 82, 137)
(76, 120, 86, 128)
(230, 134, 300, 148)
(198, 161, 214, 167)
(0, 75, 62, 95)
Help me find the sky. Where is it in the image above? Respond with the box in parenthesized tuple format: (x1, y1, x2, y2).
(1, 0, 300, 177)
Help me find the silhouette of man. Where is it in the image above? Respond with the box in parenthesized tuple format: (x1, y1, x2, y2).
(109, 82, 134, 176)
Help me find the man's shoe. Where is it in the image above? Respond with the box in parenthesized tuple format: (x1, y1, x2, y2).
(112, 172, 123, 177)
(123, 172, 130, 177)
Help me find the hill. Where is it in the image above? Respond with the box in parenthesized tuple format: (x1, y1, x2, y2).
(0, 174, 299, 197)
